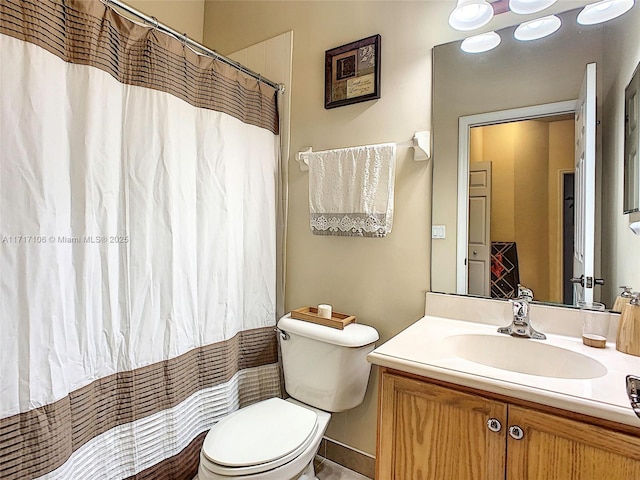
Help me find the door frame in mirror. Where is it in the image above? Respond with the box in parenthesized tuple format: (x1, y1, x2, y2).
(624, 61, 640, 214)
(455, 100, 578, 294)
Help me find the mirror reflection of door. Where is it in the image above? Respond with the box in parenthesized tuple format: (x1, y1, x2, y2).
(573, 62, 597, 304)
(468, 161, 491, 296)
(469, 116, 575, 304)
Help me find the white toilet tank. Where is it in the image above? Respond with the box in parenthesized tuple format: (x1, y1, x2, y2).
(277, 315, 379, 412)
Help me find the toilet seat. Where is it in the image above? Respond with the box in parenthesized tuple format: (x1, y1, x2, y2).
(201, 398, 319, 476)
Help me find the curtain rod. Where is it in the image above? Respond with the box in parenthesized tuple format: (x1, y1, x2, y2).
(101, 0, 283, 93)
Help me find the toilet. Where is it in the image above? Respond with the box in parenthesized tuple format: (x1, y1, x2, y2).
(197, 313, 379, 480)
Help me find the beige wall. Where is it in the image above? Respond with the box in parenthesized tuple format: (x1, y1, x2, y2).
(469, 127, 484, 164)
(475, 123, 517, 242)
(515, 121, 550, 300)
(124, 0, 205, 42)
(548, 120, 575, 303)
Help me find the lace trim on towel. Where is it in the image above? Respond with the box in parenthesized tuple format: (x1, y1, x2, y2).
(310, 213, 389, 237)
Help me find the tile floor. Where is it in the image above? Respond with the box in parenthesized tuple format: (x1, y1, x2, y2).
(314, 456, 372, 480)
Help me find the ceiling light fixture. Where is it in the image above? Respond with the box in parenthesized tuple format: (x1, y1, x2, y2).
(449, 0, 495, 31)
(514, 15, 562, 40)
(577, 0, 635, 25)
(508, 0, 558, 15)
(461, 31, 502, 53)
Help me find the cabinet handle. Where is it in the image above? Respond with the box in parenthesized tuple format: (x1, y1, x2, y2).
(509, 425, 524, 440)
(487, 418, 502, 433)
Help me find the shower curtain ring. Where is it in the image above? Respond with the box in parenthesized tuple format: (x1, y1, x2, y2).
(150, 16, 159, 31)
(181, 33, 189, 47)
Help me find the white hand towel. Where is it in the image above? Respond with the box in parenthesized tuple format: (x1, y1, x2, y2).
(308, 143, 396, 237)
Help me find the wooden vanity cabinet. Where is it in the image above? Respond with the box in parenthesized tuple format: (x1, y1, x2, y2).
(507, 405, 640, 479)
(376, 370, 507, 479)
(376, 368, 640, 480)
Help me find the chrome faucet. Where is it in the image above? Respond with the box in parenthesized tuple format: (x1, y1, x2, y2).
(497, 285, 546, 340)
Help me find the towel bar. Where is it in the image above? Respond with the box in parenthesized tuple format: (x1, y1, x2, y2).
(295, 131, 430, 171)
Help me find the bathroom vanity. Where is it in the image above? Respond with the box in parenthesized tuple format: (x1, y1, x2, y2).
(368, 293, 640, 480)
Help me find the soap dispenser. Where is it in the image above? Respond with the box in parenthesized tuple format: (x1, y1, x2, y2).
(613, 286, 634, 313)
(616, 292, 640, 357)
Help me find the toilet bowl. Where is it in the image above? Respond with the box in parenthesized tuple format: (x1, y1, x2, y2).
(198, 398, 330, 480)
(197, 314, 378, 480)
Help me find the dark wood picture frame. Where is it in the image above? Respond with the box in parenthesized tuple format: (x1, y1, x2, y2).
(324, 34, 381, 109)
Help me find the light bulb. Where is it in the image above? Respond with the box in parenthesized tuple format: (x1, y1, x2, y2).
(461, 31, 501, 53)
(514, 15, 562, 41)
(577, 0, 635, 25)
(449, 0, 495, 31)
(509, 0, 558, 15)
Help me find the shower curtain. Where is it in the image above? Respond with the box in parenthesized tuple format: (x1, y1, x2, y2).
(0, 1, 282, 479)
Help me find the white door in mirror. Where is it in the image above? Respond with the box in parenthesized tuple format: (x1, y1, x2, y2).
(573, 63, 597, 304)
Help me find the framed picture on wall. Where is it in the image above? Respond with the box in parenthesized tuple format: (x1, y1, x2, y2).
(324, 34, 381, 109)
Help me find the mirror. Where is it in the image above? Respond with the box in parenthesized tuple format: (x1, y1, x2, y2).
(431, 6, 640, 308)
(625, 62, 640, 214)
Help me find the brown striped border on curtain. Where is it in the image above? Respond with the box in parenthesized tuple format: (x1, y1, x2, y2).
(124, 431, 207, 480)
(0, 327, 279, 480)
(0, 0, 279, 134)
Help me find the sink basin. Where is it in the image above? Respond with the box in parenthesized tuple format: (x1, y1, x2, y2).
(442, 334, 607, 379)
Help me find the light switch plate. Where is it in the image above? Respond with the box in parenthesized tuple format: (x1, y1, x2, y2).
(432, 225, 446, 239)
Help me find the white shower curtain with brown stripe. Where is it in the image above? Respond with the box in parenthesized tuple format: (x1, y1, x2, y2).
(0, 1, 282, 479)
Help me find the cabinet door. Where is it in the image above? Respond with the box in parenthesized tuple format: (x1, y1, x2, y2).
(507, 405, 640, 479)
(377, 371, 507, 480)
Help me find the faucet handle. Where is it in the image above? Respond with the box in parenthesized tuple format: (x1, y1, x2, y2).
(517, 284, 534, 302)
(510, 299, 528, 318)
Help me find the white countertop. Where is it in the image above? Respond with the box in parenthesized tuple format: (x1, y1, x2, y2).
(368, 313, 640, 429)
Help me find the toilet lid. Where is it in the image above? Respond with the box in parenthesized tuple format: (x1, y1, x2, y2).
(202, 398, 318, 473)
